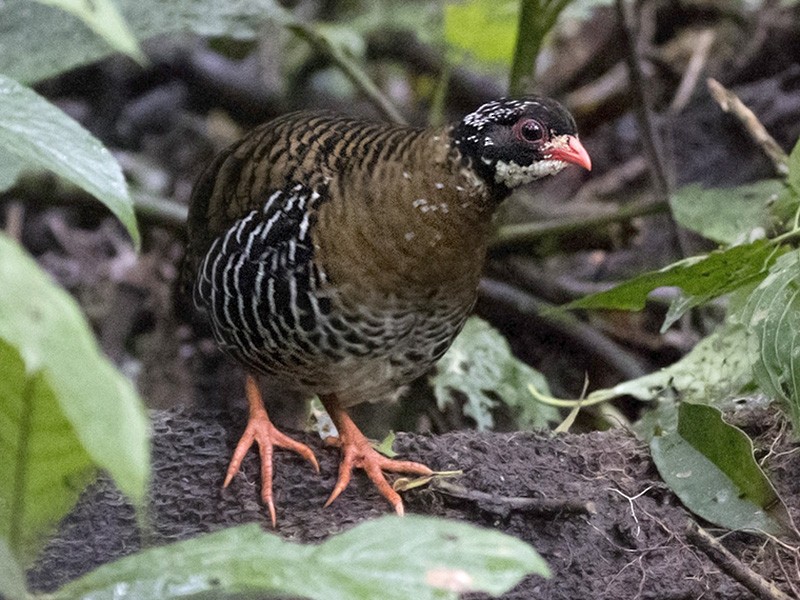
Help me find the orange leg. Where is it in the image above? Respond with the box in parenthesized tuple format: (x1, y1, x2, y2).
(224, 374, 319, 526)
(320, 394, 433, 515)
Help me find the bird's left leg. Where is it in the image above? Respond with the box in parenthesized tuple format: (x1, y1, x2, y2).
(320, 393, 432, 515)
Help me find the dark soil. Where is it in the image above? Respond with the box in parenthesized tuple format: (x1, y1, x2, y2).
(29, 407, 800, 599)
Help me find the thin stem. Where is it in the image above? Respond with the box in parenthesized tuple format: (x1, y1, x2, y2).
(509, 0, 543, 95)
(288, 22, 407, 125)
(686, 521, 796, 600)
(614, 0, 671, 205)
(767, 226, 800, 247)
(131, 191, 188, 232)
(428, 61, 451, 128)
(707, 78, 790, 177)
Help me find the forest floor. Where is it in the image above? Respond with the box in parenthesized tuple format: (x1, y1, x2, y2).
(29, 407, 800, 599)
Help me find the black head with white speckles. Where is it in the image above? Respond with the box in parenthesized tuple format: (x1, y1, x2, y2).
(452, 96, 591, 193)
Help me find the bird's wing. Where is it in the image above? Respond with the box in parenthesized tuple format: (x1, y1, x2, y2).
(193, 183, 327, 353)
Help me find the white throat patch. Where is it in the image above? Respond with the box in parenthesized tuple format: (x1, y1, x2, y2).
(494, 159, 567, 187)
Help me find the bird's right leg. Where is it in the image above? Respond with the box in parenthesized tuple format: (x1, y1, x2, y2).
(224, 374, 320, 526)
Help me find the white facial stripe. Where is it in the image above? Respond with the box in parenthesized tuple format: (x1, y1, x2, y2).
(494, 159, 567, 187)
(545, 133, 572, 155)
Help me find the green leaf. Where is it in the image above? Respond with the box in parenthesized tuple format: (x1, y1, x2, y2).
(563, 241, 782, 331)
(0, 340, 95, 565)
(54, 516, 549, 600)
(0, 151, 26, 191)
(33, 0, 144, 62)
(0, 537, 29, 600)
(737, 249, 800, 430)
(432, 317, 558, 430)
(0, 0, 290, 85)
(671, 181, 785, 245)
(373, 430, 397, 458)
(444, 0, 519, 65)
(587, 321, 756, 408)
(651, 403, 796, 536)
(788, 137, 800, 195)
(0, 233, 149, 506)
(0, 76, 139, 248)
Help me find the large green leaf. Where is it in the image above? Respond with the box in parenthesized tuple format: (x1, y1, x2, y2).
(788, 138, 800, 196)
(563, 241, 782, 331)
(432, 317, 558, 430)
(444, 0, 519, 65)
(738, 249, 800, 430)
(651, 403, 796, 537)
(0, 538, 28, 600)
(0, 233, 149, 506)
(0, 0, 289, 84)
(0, 75, 139, 248)
(0, 340, 95, 565)
(671, 181, 784, 245)
(33, 0, 143, 62)
(54, 516, 549, 600)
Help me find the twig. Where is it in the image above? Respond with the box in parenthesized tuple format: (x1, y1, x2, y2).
(613, 0, 691, 265)
(490, 199, 670, 255)
(9, 174, 188, 234)
(614, 0, 671, 206)
(288, 22, 407, 125)
(707, 78, 790, 176)
(686, 521, 795, 600)
(433, 479, 596, 516)
(669, 29, 716, 114)
(130, 191, 188, 232)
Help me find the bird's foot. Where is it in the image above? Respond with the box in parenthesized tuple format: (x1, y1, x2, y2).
(224, 376, 320, 527)
(323, 419, 432, 515)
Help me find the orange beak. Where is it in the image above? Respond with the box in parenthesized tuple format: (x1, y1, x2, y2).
(550, 135, 592, 171)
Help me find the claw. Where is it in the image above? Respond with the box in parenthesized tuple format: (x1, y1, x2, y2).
(320, 394, 432, 514)
(224, 375, 319, 527)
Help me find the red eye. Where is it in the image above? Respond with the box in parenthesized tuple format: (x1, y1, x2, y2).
(515, 118, 545, 143)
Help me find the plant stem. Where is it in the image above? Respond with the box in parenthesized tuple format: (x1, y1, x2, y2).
(707, 78, 790, 177)
(131, 191, 188, 232)
(288, 22, 406, 125)
(614, 0, 670, 206)
(509, 0, 543, 95)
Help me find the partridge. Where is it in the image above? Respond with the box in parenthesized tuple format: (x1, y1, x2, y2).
(184, 96, 591, 524)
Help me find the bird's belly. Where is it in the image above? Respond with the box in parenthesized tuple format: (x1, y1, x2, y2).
(213, 289, 474, 404)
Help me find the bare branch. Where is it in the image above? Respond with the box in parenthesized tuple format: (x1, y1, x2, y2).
(686, 521, 795, 600)
(707, 78, 790, 176)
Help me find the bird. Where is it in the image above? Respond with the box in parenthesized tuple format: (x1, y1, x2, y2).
(183, 96, 591, 525)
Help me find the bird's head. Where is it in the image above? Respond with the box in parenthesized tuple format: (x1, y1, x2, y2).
(452, 96, 591, 191)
